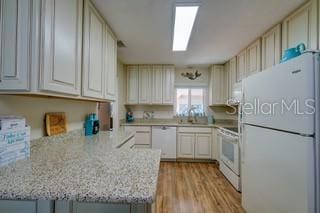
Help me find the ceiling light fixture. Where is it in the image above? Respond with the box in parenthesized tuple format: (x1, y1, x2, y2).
(172, 4, 199, 51)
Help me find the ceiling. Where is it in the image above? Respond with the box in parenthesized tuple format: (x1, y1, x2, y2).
(92, 0, 306, 67)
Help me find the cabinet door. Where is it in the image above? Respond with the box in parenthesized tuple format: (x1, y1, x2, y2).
(195, 133, 212, 159)
(82, 0, 105, 99)
(135, 131, 151, 146)
(105, 28, 117, 100)
(0, 0, 32, 91)
(152, 65, 163, 104)
(177, 133, 195, 158)
(162, 65, 175, 104)
(236, 49, 246, 82)
(138, 65, 152, 104)
(282, 0, 317, 52)
(211, 128, 218, 160)
(126, 65, 139, 104)
(40, 0, 82, 95)
(210, 65, 225, 105)
(0, 200, 36, 213)
(262, 24, 281, 70)
(246, 39, 261, 77)
(221, 66, 228, 104)
(228, 57, 237, 100)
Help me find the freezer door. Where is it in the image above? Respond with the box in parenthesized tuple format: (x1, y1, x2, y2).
(242, 53, 315, 135)
(242, 125, 315, 213)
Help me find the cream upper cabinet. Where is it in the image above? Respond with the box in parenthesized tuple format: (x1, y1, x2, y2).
(162, 65, 175, 104)
(40, 0, 83, 96)
(177, 133, 195, 159)
(246, 39, 261, 77)
(228, 57, 237, 100)
(195, 134, 212, 159)
(152, 65, 163, 104)
(105, 28, 117, 101)
(82, 0, 105, 99)
(236, 49, 246, 82)
(0, 0, 32, 91)
(262, 24, 281, 70)
(126, 65, 139, 104)
(282, 0, 317, 52)
(209, 65, 227, 105)
(138, 65, 152, 104)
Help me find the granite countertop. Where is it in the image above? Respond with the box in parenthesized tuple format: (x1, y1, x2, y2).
(121, 118, 238, 128)
(0, 130, 161, 204)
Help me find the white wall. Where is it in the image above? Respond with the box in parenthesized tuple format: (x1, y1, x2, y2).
(0, 95, 97, 139)
(175, 67, 209, 87)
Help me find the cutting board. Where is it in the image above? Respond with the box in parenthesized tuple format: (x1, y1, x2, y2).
(45, 112, 67, 136)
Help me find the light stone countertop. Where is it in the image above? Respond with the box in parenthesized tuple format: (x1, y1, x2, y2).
(121, 118, 238, 128)
(0, 130, 161, 204)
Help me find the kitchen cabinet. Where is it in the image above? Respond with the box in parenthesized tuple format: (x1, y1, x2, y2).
(177, 133, 195, 158)
(228, 57, 237, 101)
(126, 65, 139, 104)
(262, 24, 281, 70)
(177, 127, 212, 159)
(211, 128, 219, 161)
(82, 0, 105, 99)
(236, 49, 246, 82)
(104, 28, 117, 100)
(124, 126, 151, 148)
(282, 0, 317, 52)
(126, 64, 174, 105)
(151, 65, 163, 104)
(195, 134, 212, 159)
(0, 0, 32, 91)
(0, 200, 53, 213)
(39, 0, 83, 96)
(56, 201, 151, 213)
(246, 39, 261, 76)
(209, 65, 228, 105)
(138, 65, 152, 104)
(162, 65, 175, 104)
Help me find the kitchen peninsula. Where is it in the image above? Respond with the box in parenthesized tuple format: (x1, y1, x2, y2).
(0, 130, 161, 213)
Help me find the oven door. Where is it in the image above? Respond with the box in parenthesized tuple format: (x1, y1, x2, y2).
(218, 131, 240, 175)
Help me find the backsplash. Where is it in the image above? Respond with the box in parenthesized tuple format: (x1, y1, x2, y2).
(125, 105, 174, 119)
(125, 105, 238, 121)
(0, 95, 97, 140)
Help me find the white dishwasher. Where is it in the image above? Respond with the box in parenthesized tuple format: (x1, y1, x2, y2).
(152, 126, 176, 159)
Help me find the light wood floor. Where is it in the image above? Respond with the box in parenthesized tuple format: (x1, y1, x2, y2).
(155, 162, 245, 213)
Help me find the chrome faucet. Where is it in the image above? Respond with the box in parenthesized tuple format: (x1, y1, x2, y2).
(187, 107, 197, 123)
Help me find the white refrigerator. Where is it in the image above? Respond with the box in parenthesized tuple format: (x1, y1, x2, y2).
(241, 52, 320, 213)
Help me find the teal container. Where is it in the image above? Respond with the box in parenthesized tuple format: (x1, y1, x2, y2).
(207, 115, 215, 124)
(280, 43, 306, 63)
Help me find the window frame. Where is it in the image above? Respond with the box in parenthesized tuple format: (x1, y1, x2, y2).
(174, 86, 208, 116)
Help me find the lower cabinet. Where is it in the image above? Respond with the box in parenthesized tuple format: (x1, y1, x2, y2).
(124, 126, 151, 148)
(211, 127, 219, 161)
(195, 134, 212, 159)
(0, 200, 53, 213)
(177, 127, 212, 159)
(56, 201, 152, 213)
(177, 133, 195, 158)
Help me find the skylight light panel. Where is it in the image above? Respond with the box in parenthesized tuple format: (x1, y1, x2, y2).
(172, 5, 199, 51)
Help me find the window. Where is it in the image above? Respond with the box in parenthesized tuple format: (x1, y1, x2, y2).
(176, 88, 206, 116)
